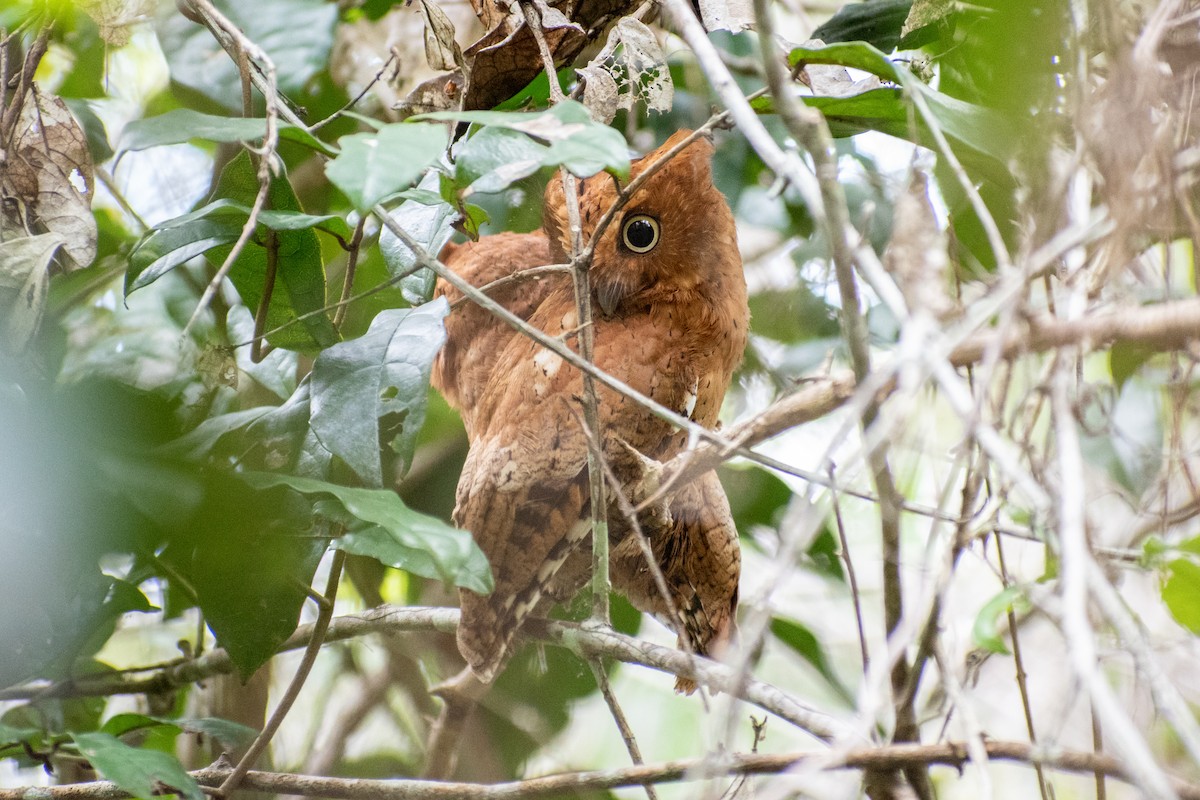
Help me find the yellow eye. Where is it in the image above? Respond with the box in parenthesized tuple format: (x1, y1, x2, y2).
(621, 214, 660, 254)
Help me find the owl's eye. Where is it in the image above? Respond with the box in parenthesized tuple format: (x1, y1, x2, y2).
(621, 214, 660, 254)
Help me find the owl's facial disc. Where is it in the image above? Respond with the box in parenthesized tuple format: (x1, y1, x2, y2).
(621, 214, 660, 254)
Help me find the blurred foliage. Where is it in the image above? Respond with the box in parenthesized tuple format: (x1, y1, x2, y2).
(2, 0, 1187, 794)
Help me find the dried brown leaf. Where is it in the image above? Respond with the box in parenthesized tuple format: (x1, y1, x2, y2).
(3, 92, 98, 270)
(457, 0, 637, 111)
(417, 0, 463, 72)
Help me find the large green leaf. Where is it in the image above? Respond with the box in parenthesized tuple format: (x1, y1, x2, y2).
(71, 732, 203, 800)
(161, 470, 328, 678)
(453, 125, 549, 195)
(208, 152, 340, 350)
(127, 200, 354, 295)
(240, 472, 492, 593)
(418, 100, 631, 179)
(309, 301, 449, 486)
(100, 714, 258, 751)
(325, 123, 449, 212)
(117, 109, 330, 155)
(127, 218, 241, 293)
(156, 0, 337, 110)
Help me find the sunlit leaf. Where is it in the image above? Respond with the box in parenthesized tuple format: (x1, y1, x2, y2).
(1163, 558, 1200, 634)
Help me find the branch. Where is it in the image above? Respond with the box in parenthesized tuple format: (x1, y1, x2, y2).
(8, 741, 1200, 800)
(1, 606, 856, 743)
(656, 295, 1200, 490)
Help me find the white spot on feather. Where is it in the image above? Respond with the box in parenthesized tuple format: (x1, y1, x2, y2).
(682, 378, 699, 419)
(534, 348, 563, 378)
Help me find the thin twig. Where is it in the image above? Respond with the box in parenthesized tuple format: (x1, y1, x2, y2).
(180, 0, 281, 340)
(10, 741, 1200, 800)
(217, 551, 346, 797)
(588, 659, 658, 800)
(994, 530, 1052, 800)
(521, 0, 610, 622)
(333, 218, 367, 329)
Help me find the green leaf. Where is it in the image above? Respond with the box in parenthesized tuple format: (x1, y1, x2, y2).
(208, 152, 340, 350)
(325, 123, 449, 212)
(972, 586, 1029, 655)
(380, 173, 458, 305)
(117, 109, 330, 155)
(99, 714, 257, 751)
(72, 732, 203, 800)
(239, 472, 493, 593)
(173, 717, 258, 750)
(454, 126, 548, 195)
(156, 0, 337, 110)
(1079, 379, 1163, 498)
(785, 42, 1017, 164)
(770, 618, 854, 704)
(161, 470, 328, 678)
(309, 301, 449, 485)
(1110, 340, 1155, 390)
(810, 0, 916, 52)
(1164, 558, 1200, 634)
(418, 100, 630, 179)
(0, 722, 41, 747)
(127, 219, 241, 293)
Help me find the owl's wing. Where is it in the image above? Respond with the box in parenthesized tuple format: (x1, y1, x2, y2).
(454, 290, 701, 682)
(431, 232, 565, 435)
(611, 469, 740, 694)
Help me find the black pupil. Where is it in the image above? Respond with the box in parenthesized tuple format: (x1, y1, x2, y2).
(626, 218, 656, 249)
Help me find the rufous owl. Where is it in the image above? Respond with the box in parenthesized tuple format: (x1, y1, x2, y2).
(431, 130, 748, 692)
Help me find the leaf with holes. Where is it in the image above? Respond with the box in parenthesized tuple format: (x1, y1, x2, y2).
(309, 300, 449, 487)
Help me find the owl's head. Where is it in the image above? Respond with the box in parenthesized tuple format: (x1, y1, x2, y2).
(543, 130, 740, 315)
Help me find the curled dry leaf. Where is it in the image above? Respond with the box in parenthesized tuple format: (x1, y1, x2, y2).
(417, 0, 464, 72)
(2, 91, 98, 270)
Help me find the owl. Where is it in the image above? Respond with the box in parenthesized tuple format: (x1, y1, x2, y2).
(431, 130, 748, 689)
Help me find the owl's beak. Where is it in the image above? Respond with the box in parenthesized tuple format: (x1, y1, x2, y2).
(597, 280, 624, 316)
